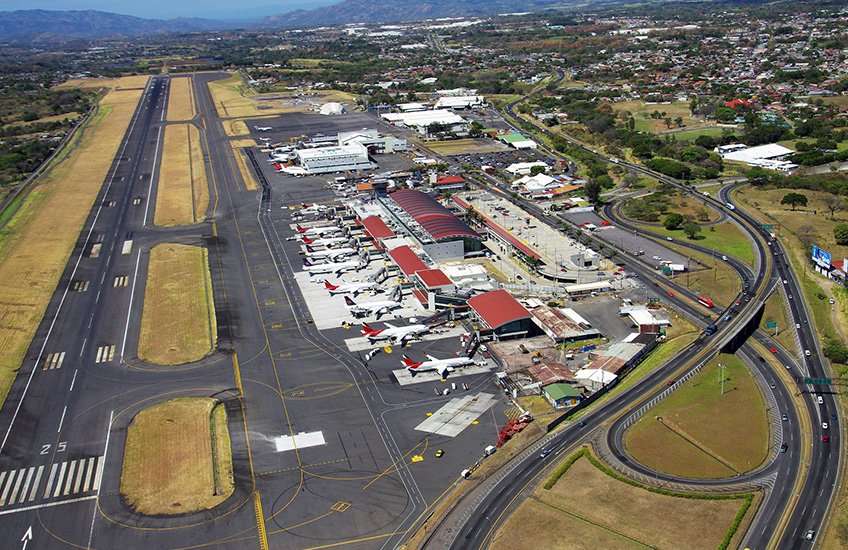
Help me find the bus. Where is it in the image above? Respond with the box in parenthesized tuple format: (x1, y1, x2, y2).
(698, 295, 715, 309)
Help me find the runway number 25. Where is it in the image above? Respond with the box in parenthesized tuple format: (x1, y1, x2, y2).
(40, 442, 67, 455)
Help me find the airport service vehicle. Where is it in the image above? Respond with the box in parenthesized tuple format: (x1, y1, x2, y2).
(305, 258, 365, 277)
(304, 247, 358, 264)
(300, 235, 349, 248)
(323, 279, 381, 297)
(697, 295, 715, 309)
(255, 126, 272, 132)
(360, 322, 429, 344)
(401, 353, 476, 379)
(296, 224, 343, 237)
(344, 287, 402, 319)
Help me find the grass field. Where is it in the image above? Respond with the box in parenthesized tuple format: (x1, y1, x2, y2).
(611, 100, 708, 134)
(625, 353, 769, 478)
(208, 72, 356, 119)
(0, 76, 146, 409)
(120, 397, 233, 515)
(666, 126, 730, 141)
(671, 194, 723, 223)
(761, 291, 798, 353)
(4, 111, 82, 128)
(138, 243, 216, 365)
(56, 75, 149, 91)
(640, 221, 755, 267)
(222, 118, 250, 137)
(166, 76, 195, 122)
(492, 453, 748, 550)
(154, 123, 208, 226)
(426, 138, 508, 156)
(232, 146, 258, 191)
(662, 240, 742, 308)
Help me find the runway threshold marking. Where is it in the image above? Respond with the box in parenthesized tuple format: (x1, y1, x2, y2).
(70, 280, 89, 292)
(253, 491, 269, 550)
(113, 275, 129, 288)
(95, 345, 115, 364)
(43, 352, 65, 371)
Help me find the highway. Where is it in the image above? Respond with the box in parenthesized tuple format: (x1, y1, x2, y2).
(419, 73, 839, 549)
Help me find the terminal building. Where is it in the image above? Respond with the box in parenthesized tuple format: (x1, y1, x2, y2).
(381, 189, 483, 261)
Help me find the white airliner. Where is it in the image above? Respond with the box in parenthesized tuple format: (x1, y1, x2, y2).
(344, 287, 402, 319)
(401, 354, 476, 379)
(298, 203, 330, 215)
(255, 126, 272, 132)
(300, 235, 349, 248)
(304, 257, 365, 276)
(296, 224, 343, 237)
(323, 279, 382, 297)
(361, 322, 429, 344)
(303, 247, 357, 264)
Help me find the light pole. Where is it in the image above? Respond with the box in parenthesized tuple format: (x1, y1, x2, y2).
(718, 363, 727, 396)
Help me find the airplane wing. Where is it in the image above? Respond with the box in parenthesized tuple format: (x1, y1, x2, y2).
(426, 354, 438, 361)
(384, 322, 396, 329)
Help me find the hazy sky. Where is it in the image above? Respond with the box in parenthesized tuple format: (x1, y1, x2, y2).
(0, 0, 339, 19)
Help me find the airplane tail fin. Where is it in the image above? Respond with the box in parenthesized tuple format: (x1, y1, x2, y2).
(361, 323, 381, 336)
(402, 355, 422, 369)
(323, 280, 338, 291)
(302, 235, 313, 245)
(296, 225, 307, 233)
(344, 296, 356, 307)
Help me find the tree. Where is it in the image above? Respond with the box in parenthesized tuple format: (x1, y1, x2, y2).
(682, 221, 702, 239)
(696, 206, 711, 222)
(664, 212, 685, 230)
(824, 194, 845, 219)
(584, 180, 602, 204)
(834, 223, 848, 245)
(530, 165, 546, 176)
(780, 192, 808, 210)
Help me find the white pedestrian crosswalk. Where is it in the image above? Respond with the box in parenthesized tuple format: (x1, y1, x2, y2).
(43, 352, 65, 371)
(95, 345, 115, 364)
(0, 456, 102, 510)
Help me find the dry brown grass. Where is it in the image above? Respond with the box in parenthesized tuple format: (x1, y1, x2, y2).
(154, 123, 208, 226)
(624, 353, 769, 478)
(231, 146, 258, 191)
(229, 138, 257, 148)
(491, 498, 638, 550)
(0, 76, 146, 408)
(166, 76, 195, 122)
(120, 397, 234, 515)
(223, 119, 250, 137)
(138, 243, 216, 365)
(56, 75, 149, 91)
(426, 139, 508, 156)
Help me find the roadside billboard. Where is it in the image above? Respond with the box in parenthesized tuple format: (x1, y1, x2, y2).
(812, 245, 832, 269)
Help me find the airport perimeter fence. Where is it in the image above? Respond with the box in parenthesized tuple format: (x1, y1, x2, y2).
(545, 336, 660, 432)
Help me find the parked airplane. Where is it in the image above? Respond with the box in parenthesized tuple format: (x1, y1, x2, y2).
(361, 322, 429, 344)
(296, 224, 343, 237)
(304, 257, 366, 276)
(303, 247, 358, 264)
(401, 354, 476, 379)
(298, 203, 330, 215)
(323, 279, 382, 297)
(344, 287, 402, 319)
(255, 126, 272, 132)
(301, 235, 349, 248)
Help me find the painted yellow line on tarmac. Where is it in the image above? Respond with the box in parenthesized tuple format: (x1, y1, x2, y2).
(232, 352, 243, 397)
(253, 491, 269, 550)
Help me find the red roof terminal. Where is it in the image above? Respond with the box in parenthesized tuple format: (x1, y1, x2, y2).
(467, 289, 530, 330)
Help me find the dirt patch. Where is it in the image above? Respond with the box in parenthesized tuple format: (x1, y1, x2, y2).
(120, 397, 234, 515)
(138, 243, 216, 365)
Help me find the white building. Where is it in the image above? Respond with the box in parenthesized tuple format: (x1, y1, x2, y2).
(319, 102, 346, 116)
(381, 109, 470, 137)
(434, 95, 484, 110)
(574, 368, 617, 391)
(717, 143, 797, 171)
(505, 161, 549, 176)
(337, 129, 407, 153)
(295, 142, 373, 174)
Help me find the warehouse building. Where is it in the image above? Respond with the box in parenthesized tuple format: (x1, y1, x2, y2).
(382, 189, 482, 261)
(467, 289, 535, 341)
(295, 142, 374, 174)
(381, 109, 470, 138)
(434, 95, 484, 110)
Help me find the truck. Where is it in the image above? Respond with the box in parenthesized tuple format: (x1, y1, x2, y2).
(697, 295, 714, 309)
